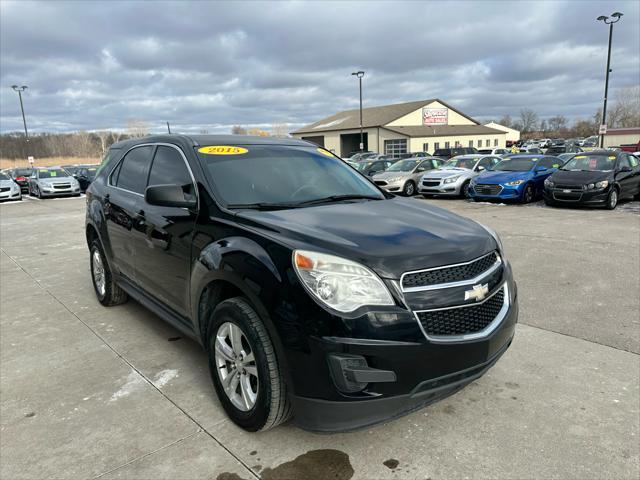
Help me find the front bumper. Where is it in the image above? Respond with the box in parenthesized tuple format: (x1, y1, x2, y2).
(419, 177, 465, 196)
(0, 190, 22, 201)
(374, 179, 405, 193)
(543, 186, 609, 205)
(39, 186, 81, 197)
(470, 183, 524, 201)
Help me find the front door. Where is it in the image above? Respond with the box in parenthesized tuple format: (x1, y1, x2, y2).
(131, 144, 198, 318)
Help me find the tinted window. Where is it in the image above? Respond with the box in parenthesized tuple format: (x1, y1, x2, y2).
(618, 155, 631, 169)
(563, 154, 615, 172)
(115, 146, 154, 194)
(148, 146, 192, 188)
(629, 155, 639, 168)
(493, 157, 538, 172)
(0, 173, 10, 180)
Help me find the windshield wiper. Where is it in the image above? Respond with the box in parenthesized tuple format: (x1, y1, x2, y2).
(296, 194, 383, 206)
(226, 202, 302, 210)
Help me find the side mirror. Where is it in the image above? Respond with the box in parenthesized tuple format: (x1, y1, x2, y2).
(535, 166, 548, 172)
(73, 173, 78, 178)
(145, 184, 196, 209)
(477, 166, 485, 171)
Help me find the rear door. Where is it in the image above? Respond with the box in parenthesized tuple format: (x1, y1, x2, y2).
(131, 144, 198, 318)
(105, 145, 154, 281)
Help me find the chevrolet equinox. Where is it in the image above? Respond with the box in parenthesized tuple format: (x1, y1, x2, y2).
(85, 135, 518, 432)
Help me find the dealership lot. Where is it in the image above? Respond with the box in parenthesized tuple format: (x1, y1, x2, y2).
(1, 196, 638, 479)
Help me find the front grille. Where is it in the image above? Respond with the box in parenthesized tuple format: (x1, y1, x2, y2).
(422, 181, 440, 187)
(53, 184, 71, 190)
(0, 187, 9, 193)
(554, 184, 583, 191)
(402, 251, 498, 289)
(417, 288, 504, 336)
(375, 180, 388, 186)
(553, 192, 582, 201)
(474, 184, 503, 195)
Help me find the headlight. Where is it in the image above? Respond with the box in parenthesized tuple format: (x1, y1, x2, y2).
(595, 180, 609, 189)
(443, 176, 460, 184)
(385, 177, 403, 183)
(293, 250, 394, 313)
(585, 183, 595, 190)
(479, 224, 505, 257)
(544, 178, 554, 187)
(505, 180, 524, 186)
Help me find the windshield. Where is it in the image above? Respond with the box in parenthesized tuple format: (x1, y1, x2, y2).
(562, 154, 616, 172)
(197, 145, 384, 207)
(443, 157, 478, 169)
(385, 159, 420, 172)
(492, 157, 537, 171)
(353, 162, 373, 172)
(0, 173, 10, 181)
(14, 168, 32, 177)
(37, 168, 70, 179)
(84, 167, 98, 179)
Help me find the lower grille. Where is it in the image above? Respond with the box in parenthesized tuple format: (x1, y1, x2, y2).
(0, 187, 10, 192)
(474, 184, 503, 195)
(422, 180, 440, 187)
(416, 287, 505, 337)
(53, 184, 71, 190)
(553, 192, 582, 201)
(375, 181, 388, 186)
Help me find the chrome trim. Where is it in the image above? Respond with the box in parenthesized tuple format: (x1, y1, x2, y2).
(400, 251, 501, 293)
(413, 283, 509, 343)
(474, 184, 504, 196)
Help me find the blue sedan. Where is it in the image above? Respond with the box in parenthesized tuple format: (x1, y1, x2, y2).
(469, 155, 562, 203)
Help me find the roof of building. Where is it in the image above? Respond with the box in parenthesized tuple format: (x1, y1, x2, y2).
(484, 122, 521, 133)
(383, 124, 505, 138)
(603, 127, 640, 135)
(291, 98, 479, 134)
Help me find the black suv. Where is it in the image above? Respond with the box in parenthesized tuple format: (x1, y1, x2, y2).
(85, 135, 518, 432)
(433, 147, 478, 159)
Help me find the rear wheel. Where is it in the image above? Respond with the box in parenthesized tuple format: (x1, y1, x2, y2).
(89, 239, 128, 306)
(522, 184, 534, 203)
(461, 180, 471, 198)
(402, 181, 416, 196)
(606, 188, 618, 210)
(206, 297, 291, 431)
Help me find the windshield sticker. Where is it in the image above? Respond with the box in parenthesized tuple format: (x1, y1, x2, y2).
(589, 159, 598, 169)
(553, 164, 559, 168)
(50, 171, 57, 176)
(198, 146, 248, 155)
(575, 155, 586, 159)
(317, 148, 334, 158)
(608, 156, 616, 160)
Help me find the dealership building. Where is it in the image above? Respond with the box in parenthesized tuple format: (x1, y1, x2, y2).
(291, 99, 507, 157)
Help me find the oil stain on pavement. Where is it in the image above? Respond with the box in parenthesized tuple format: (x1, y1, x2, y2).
(217, 449, 354, 480)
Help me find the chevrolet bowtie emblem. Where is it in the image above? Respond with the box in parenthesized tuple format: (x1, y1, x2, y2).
(465, 283, 489, 302)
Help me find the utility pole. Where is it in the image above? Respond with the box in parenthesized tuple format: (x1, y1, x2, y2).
(351, 71, 365, 151)
(166, 121, 172, 134)
(11, 85, 29, 141)
(596, 12, 623, 148)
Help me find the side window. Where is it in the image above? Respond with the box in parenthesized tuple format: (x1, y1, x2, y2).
(477, 157, 492, 169)
(629, 155, 639, 168)
(148, 146, 193, 189)
(416, 160, 430, 172)
(114, 145, 154, 194)
(618, 155, 631, 169)
(539, 157, 558, 169)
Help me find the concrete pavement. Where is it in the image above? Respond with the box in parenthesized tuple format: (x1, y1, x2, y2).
(1, 196, 638, 479)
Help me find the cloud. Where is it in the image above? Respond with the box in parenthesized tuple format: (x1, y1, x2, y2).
(1, 0, 638, 134)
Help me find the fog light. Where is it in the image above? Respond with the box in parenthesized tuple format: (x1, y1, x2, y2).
(328, 354, 396, 393)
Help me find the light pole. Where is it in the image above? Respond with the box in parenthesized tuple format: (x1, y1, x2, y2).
(351, 71, 365, 151)
(596, 12, 623, 148)
(11, 85, 29, 141)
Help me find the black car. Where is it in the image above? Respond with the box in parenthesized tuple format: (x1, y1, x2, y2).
(75, 165, 99, 192)
(85, 135, 518, 432)
(433, 147, 478, 159)
(7, 167, 33, 192)
(543, 150, 640, 209)
(352, 158, 394, 176)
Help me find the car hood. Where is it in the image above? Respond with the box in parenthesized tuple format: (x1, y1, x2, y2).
(422, 168, 472, 179)
(372, 171, 411, 180)
(236, 197, 495, 279)
(476, 171, 531, 184)
(549, 170, 610, 185)
(38, 176, 75, 183)
(0, 180, 16, 188)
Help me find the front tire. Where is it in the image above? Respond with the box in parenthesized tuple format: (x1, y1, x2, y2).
(402, 181, 416, 196)
(522, 184, 534, 203)
(461, 180, 471, 198)
(206, 297, 291, 431)
(89, 239, 128, 306)
(606, 188, 618, 210)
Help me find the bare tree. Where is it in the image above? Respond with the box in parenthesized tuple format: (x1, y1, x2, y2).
(126, 119, 149, 138)
(95, 131, 113, 156)
(613, 85, 640, 128)
(271, 123, 289, 138)
(518, 109, 539, 133)
(231, 125, 247, 135)
(548, 115, 568, 132)
(498, 115, 513, 128)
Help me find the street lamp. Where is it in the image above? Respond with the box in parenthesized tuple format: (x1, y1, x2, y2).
(596, 12, 623, 148)
(351, 71, 365, 151)
(11, 85, 29, 141)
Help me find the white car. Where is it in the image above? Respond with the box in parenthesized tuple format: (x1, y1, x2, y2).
(478, 148, 511, 156)
(0, 172, 22, 201)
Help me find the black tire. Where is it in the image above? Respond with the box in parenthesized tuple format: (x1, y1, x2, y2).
(402, 181, 416, 196)
(89, 239, 128, 306)
(34, 185, 41, 199)
(206, 297, 291, 431)
(605, 187, 618, 210)
(521, 184, 534, 204)
(461, 180, 471, 198)
(422, 194, 430, 199)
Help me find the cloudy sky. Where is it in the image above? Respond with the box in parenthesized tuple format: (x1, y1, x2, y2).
(1, 0, 638, 134)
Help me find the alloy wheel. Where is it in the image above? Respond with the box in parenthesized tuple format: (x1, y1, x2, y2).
(214, 322, 259, 411)
(524, 185, 533, 203)
(91, 249, 106, 297)
(609, 190, 618, 209)
(404, 182, 415, 196)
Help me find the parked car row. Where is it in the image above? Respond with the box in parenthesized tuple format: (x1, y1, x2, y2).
(0, 164, 99, 202)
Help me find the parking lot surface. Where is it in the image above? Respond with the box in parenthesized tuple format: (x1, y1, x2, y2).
(1, 195, 639, 480)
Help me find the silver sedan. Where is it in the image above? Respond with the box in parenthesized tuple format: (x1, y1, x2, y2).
(372, 157, 443, 196)
(28, 167, 81, 198)
(0, 172, 22, 201)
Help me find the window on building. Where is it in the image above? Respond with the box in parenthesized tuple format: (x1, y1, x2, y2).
(384, 139, 408, 158)
(444, 141, 450, 148)
(494, 138, 498, 147)
(455, 141, 461, 148)
(468, 140, 473, 147)
(422, 142, 429, 153)
(485, 139, 490, 147)
(477, 139, 482, 147)
(434, 142, 440, 150)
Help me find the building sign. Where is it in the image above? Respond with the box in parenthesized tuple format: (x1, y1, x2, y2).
(423, 108, 448, 125)
(599, 124, 607, 135)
